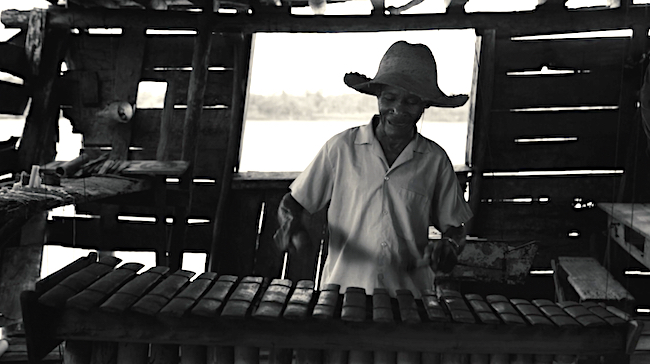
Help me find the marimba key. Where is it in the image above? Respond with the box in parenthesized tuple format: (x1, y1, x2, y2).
(396, 290, 420, 324)
(581, 302, 626, 326)
(485, 295, 525, 325)
(39, 255, 122, 308)
(314, 284, 341, 319)
(509, 299, 553, 326)
(284, 280, 315, 320)
(464, 294, 499, 324)
(556, 301, 607, 327)
(253, 278, 292, 319)
(159, 272, 218, 318)
(439, 290, 474, 324)
(342, 287, 367, 322)
(531, 299, 580, 327)
(421, 290, 449, 322)
(372, 288, 394, 323)
(191, 275, 238, 317)
(66, 262, 143, 311)
(131, 270, 196, 316)
(221, 276, 265, 318)
(100, 266, 169, 313)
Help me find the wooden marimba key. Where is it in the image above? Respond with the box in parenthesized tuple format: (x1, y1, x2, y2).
(22, 254, 640, 364)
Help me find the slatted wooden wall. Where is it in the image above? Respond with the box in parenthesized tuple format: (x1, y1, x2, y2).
(470, 31, 635, 267)
(48, 28, 251, 267)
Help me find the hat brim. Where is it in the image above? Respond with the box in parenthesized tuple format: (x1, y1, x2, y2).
(344, 72, 469, 108)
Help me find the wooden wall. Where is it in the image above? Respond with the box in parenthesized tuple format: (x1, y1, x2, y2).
(469, 30, 640, 269)
(48, 27, 252, 269)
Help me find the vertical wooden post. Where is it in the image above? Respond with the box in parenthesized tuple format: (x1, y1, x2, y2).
(465, 29, 496, 235)
(117, 342, 149, 364)
(168, 9, 213, 270)
(64, 340, 92, 364)
(208, 32, 253, 272)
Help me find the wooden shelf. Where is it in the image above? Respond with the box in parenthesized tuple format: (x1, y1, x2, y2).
(0, 175, 150, 226)
(599, 203, 650, 270)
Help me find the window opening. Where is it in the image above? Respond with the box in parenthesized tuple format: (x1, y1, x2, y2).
(240, 30, 476, 172)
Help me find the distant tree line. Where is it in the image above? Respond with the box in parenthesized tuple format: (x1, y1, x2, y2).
(245, 92, 469, 122)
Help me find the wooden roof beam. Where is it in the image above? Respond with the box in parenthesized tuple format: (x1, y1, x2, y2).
(3, 6, 650, 36)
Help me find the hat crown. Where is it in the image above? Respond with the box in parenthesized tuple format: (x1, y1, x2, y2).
(343, 41, 469, 108)
(374, 41, 438, 83)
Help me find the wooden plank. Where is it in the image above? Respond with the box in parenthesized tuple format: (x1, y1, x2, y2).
(37, 255, 122, 308)
(0, 245, 43, 326)
(100, 266, 170, 313)
(5, 6, 650, 37)
(488, 109, 621, 143)
(191, 274, 238, 317)
(25, 8, 46, 76)
(109, 27, 146, 160)
(0, 175, 150, 227)
(139, 69, 234, 106)
(158, 272, 218, 318)
(0, 41, 28, 78)
(599, 203, 650, 241)
(143, 34, 234, 69)
(492, 66, 622, 110)
(66, 262, 145, 311)
(131, 270, 195, 316)
(45, 216, 214, 252)
(557, 256, 635, 302)
(0, 80, 29, 115)
(35, 252, 97, 295)
(209, 33, 253, 273)
(495, 37, 629, 73)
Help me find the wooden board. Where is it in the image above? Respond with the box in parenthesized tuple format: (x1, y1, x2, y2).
(495, 37, 629, 73)
(557, 256, 634, 302)
(0, 176, 149, 226)
(492, 66, 622, 110)
(45, 215, 214, 252)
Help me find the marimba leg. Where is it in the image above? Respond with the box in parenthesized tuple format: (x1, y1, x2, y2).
(468, 354, 489, 364)
(324, 350, 348, 364)
(397, 351, 420, 364)
(552, 355, 577, 364)
(91, 341, 118, 364)
(349, 350, 373, 364)
(235, 346, 259, 364)
(64, 340, 92, 364)
(208, 346, 234, 364)
(510, 354, 532, 364)
(440, 353, 469, 364)
(181, 345, 207, 364)
(488, 354, 509, 364)
(532, 354, 553, 364)
(151, 344, 180, 364)
(269, 348, 293, 364)
(296, 348, 323, 364)
(374, 351, 396, 364)
(117, 342, 148, 364)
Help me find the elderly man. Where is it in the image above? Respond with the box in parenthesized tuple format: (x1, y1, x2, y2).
(275, 41, 473, 297)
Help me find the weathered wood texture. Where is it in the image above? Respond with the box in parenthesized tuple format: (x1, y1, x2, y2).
(470, 31, 637, 268)
(472, 174, 621, 266)
(4, 6, 650, 36)
(20, 259, 638, 364)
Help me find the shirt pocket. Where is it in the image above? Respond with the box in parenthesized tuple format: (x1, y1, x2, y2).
(397, 185, 431, 224)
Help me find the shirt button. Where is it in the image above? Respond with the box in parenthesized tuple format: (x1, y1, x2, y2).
(384, 176, 389, 181)
(381, 242, 388, 247)
(378, 273, 384, 281)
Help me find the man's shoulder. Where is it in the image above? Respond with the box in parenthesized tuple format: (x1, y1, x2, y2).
(326, 125, 363, 146)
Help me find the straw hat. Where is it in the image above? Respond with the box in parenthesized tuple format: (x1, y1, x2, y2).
(344, 41, 468, 108)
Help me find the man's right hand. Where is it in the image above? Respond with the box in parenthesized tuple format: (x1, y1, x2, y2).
(274, 193, 309, 255)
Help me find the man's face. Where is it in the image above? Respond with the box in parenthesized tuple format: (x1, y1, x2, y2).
(377, 85, 427, 131)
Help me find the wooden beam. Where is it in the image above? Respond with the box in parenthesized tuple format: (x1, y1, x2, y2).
(466, 29, 496, 235)
(3, 6, 650, 36)
(209, 33, 253, 272)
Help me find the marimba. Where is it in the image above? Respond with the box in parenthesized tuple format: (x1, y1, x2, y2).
(21, 253, 642, 364)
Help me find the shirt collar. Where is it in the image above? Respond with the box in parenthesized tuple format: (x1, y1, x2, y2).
(355, 115, 429, 154)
